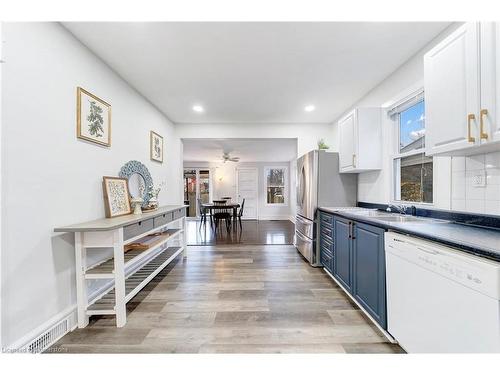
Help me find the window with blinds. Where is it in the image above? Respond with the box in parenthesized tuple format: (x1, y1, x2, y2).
(265, 167, 287, 205)
(391, 90, 433, 204)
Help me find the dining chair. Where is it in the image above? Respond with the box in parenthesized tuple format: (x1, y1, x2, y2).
(197, 198, 207, 226)
(213, 205, 232, 234)
(237, 198, 245, 230)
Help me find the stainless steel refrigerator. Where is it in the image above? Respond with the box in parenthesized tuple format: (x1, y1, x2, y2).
(294, 150, 357, 265)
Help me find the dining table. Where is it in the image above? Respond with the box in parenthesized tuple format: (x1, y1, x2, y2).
(201, 202, 241, 221)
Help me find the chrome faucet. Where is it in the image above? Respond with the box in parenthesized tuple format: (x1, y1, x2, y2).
(386, 204, 408, 215)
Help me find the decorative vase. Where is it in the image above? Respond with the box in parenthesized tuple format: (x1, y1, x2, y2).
(131, 197, 143, 215)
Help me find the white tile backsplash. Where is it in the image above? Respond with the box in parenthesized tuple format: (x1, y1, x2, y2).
(465, 154, 485, 171)
(485, 152, 500, 169)
(465, 199, 485, 214)
(451, 151, 500, 215)
(486, 168, 500, 185)
(451, 156, 466, 172)
(485, 184, 500, 201)
(485, 200, 500, 215)
(452, 199, 466, 211)
(451, 171, 466, 199)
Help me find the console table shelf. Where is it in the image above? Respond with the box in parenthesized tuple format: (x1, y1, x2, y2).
(87, 246, 183, 315)
(54, 205, 187, 328)
(84, 228, 183, 279)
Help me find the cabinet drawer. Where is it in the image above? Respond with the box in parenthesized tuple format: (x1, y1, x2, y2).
(320, 212, 334, 226)
(321, 241, 333, 258)
(320, 225, 333, 241)
(123, 218, 154, 241)
(153, 212, 173, 228)
(320, 233, 333, 248)
(321, 251, 333, 272)
(173, 208, 186, 220)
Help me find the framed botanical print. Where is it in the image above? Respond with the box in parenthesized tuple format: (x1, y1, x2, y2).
(77, 87, 112, 147)
(150, 131, 164, 163)
(102, 176, 132, 218)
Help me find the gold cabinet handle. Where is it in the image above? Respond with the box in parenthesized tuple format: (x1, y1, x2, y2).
(468, 114, 476, 143)
(480, 109, 489, 140)
(352, 154, 356, 168)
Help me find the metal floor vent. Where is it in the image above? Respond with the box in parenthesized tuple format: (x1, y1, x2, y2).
(24, 317, 70, 353)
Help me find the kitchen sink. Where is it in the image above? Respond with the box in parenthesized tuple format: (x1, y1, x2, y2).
(378, 215, 427, 223)
(335, 209, 450, 224)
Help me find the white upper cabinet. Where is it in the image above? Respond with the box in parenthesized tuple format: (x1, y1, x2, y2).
(339, 110, 356, 171)
(338, 108, 382, 173)
(425, 22, 500, 156)
(480, 22, 500, 146)
(425, 23, 480, 155)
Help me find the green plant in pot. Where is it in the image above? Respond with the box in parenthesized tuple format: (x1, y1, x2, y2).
(318, 139, 330, 150)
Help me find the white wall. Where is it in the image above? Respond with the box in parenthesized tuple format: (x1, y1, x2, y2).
(176, 123, 335, 157)
(0, 22, 3, 348)
(184, 161, 296, 220)
(1, 23, 182, 347)
(331, 23, 462, 210)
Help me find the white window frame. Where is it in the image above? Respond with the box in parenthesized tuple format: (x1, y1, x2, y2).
(389, 88, 434, 206)
(264, 166, 288, 206)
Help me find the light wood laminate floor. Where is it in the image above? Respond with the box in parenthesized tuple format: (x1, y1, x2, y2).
(52, 245, 404, 354)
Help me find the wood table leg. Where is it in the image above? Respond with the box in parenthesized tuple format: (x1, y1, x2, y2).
(75, 232, 89, 328)
(113, 228, 126, 327)
(182, 216, 187, 258)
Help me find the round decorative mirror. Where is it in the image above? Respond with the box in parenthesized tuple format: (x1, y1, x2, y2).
(118, 160, 153, 208)
(128, 173, 146, 198)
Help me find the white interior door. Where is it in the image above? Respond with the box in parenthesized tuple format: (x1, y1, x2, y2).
(236, 168, 258, 220)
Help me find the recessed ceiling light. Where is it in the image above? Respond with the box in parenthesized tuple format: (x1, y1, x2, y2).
(192, 105, 204, 113)
(304, 105, 315, 112)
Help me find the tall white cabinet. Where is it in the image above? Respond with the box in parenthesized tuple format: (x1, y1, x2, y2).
(425, 22, 500, 156)
(480, 22, 500, 145)
(338, 108, 382, 173)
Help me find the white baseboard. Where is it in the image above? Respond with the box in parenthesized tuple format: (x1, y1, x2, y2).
(5, 305, 77, 353)
(4, 245, 167, 353)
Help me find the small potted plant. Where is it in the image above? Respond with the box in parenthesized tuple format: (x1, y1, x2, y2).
(318, 139, 330, 150)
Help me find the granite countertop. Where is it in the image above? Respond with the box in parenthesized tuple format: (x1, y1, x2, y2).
(54, 205, 188, 232)
(319, 207, 500, 261)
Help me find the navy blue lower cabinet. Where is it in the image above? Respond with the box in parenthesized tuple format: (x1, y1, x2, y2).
(320, 237, 333, 273)
(333, 216, 353, 293)
(319, 211, 334, 273)
(352, 222, 387, 329)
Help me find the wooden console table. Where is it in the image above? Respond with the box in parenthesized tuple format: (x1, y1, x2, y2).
(54, 205, 187, 328)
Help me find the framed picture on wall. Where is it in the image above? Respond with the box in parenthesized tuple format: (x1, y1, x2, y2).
(150, 131, 164, 163)
(102, 176, 132, 218)
(77, 87, 112, 147)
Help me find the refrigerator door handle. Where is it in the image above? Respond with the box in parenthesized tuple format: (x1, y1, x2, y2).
(295, 215, 309, 225)
(295, 230, 313, 243)
(298, 164, 306, 207)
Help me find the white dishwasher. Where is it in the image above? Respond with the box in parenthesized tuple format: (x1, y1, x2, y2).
(385, 232, 500, 353)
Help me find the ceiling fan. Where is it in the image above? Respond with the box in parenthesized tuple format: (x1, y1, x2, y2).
(222, 152, 240, 163)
